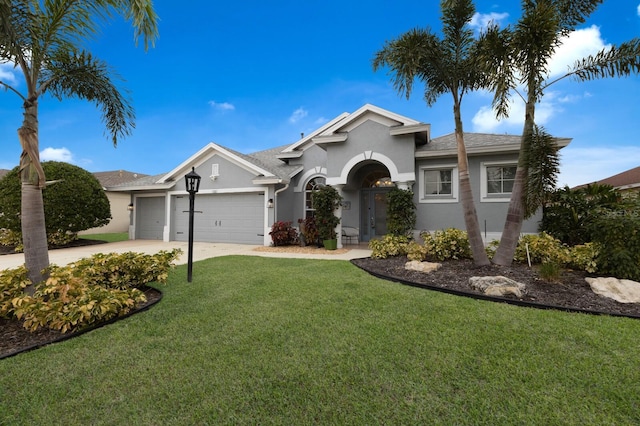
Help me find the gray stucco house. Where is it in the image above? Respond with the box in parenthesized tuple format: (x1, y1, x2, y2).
(111, 104, 570, 247)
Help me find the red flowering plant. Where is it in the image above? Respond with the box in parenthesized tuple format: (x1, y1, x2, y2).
(298, 216, 319, 246)
(269, 221, 299, 246)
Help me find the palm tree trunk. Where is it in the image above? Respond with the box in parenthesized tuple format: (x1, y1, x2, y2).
(492, 97, 536, 266)
(454, 101, 490, 266)
(18, 99, 50, 286)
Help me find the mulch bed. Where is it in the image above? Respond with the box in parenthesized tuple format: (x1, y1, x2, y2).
(0, 286, 162, 359)
(351, 256, 640, 318)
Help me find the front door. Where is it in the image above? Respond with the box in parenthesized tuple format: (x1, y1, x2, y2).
(360, 189, 390, 242)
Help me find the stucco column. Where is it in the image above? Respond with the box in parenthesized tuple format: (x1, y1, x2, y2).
(334, 184, 344, 249)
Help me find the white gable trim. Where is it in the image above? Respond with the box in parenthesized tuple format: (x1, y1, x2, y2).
(320, 104, 421, 137)
(158, 142, 274, 184)
(281, 113, 350, 153)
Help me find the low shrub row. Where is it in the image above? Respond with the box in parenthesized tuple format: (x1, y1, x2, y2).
(0, 249, 181, 333)
(369, 229, 608, 277)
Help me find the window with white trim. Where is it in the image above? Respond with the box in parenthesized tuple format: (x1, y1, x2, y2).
(304, 177, 326, 218)
(481, 162, 517, 202)
(418, 165, 458, 203)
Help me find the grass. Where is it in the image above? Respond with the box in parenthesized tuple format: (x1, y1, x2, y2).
(79, 232, 128, 243)
(2, 256, 640, 425)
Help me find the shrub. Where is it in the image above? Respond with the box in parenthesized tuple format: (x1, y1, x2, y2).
(369, 235, 410, 259)
(269, 221, 298, 246)
(0, 162, 111, 247)
(0, 228, 23, 251)
(589, 209, 640, 281)
(11, 267, 146, 333)
(514, 233, 570, 265)
(2, 249, 181, 333)
(312, 185, 342, 240)
(298, 217, 319, 246)
(406, 240, 429, 261)
(568, 243, 599, 274)
(70, 249, 182, 290)
(0, 266, 30, 318)
(387, 188, 416, 237)
(423, 228, 472, 261)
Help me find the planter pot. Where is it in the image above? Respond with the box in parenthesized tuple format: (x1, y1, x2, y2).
(323, 239, 338, 250)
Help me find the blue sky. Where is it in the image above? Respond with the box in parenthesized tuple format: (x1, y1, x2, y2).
(1, 1, 639, 188)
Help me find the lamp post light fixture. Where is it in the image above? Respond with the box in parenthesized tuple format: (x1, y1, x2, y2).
(184, 167, 201, 282)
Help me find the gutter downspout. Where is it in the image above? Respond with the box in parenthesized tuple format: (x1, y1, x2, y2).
(273, 183, 289, 221)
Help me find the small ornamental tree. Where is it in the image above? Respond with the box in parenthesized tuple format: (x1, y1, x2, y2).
(312, 185, 342, 241)
(387, 188, 416, 237)
(0, 162, 111, 247)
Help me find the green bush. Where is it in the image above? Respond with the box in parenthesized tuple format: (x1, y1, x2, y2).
(369, 235, 410, 259)
(1, 249, 181, 332)
(70, 249, 182, 290)
(0, 162, 111, 248)
(406, 240, 429, 261)
(0, 266, 30, 318)
(568, 243, 599, 274)
(387, 188, 416, 237)
(589, 210, 640, 281)
(514, 233, 570, 265)
(423, 228, 472, 261)
(312, 185, 342, 240)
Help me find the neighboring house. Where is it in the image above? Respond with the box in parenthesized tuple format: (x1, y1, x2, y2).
(111, 104, 571, 246)
(80, 170, 148, 235)
(576, 166, 640, 194)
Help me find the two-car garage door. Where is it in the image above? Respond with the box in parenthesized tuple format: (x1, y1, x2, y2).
(172, 193, 264, 244)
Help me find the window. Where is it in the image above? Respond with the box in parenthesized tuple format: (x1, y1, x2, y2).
(481, 162, 517, 202)
(419, 165, 458, 203)
(304, 177, 325, 218)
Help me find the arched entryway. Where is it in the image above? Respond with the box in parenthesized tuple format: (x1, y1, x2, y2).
(357, 165, 395, 242)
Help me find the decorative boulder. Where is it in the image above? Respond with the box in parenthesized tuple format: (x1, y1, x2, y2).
(469, 276, 526, 298)
(585, 277, 640, 304)
(405, 260, 442, 273)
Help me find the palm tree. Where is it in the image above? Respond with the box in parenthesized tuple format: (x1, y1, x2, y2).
(0, 0, 158, 285)
(373, 0, 490, 266)
(482, 0, 640, 266)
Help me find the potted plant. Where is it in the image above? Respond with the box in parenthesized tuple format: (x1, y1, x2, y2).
(312, 184, 342, 250)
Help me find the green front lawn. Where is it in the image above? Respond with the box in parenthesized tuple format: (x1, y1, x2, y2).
(1, 256, 639, 424)
(79, 232, 128, 243)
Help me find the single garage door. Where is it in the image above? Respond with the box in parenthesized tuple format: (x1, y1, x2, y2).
(173, 193, 263, 244)
(136, 197, 165, 240)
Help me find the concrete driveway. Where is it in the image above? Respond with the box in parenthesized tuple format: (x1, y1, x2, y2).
(0, 240, 372, 271)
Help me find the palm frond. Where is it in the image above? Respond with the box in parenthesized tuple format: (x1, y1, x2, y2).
(43, 50, 135, 146)
(569, 38, 640, 81)
(522, 125, 560, 218)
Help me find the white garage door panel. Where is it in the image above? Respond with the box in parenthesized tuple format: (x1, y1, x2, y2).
(173, 193, 263, 244)
(136, 197, 165, 240)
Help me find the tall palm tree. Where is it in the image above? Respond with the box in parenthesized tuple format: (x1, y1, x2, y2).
(373, 0, 490, 266)
(483, 0, 640, 266)
(0, 0, 158, 285)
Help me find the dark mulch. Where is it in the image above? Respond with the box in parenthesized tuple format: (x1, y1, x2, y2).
(0, 287, 162, 359)
(0, 238, 106, 256)
(351, 256, 640, 319)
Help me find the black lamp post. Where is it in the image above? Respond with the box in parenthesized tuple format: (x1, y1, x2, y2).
(184, 167, 201, 282)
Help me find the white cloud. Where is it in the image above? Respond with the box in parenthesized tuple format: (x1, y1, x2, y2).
(40, 147, 74, 163)
(469, 12, 509, 31)
(289, 107, 308, 124)
(558, 146, 640, 188)
(547, 25, 609, 78)
(471, 93, 558, 133)
(0, 61, 18, 86)
(208, 101, 235, 111)
(637, 4, 640, 16)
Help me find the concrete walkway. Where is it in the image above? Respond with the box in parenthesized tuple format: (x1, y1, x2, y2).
(0, 240, 372, 271)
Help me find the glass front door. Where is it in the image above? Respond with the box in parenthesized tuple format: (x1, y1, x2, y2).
(360, 189, 389, 242)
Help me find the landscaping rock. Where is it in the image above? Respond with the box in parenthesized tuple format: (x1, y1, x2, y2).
(469, 276, 526, 298)
(585, 277, 640, 304)
(405, 260, 442, 273)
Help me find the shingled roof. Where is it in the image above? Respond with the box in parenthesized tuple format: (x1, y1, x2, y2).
(93, 170, 148, 188)
(580, 166, 640, 190)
